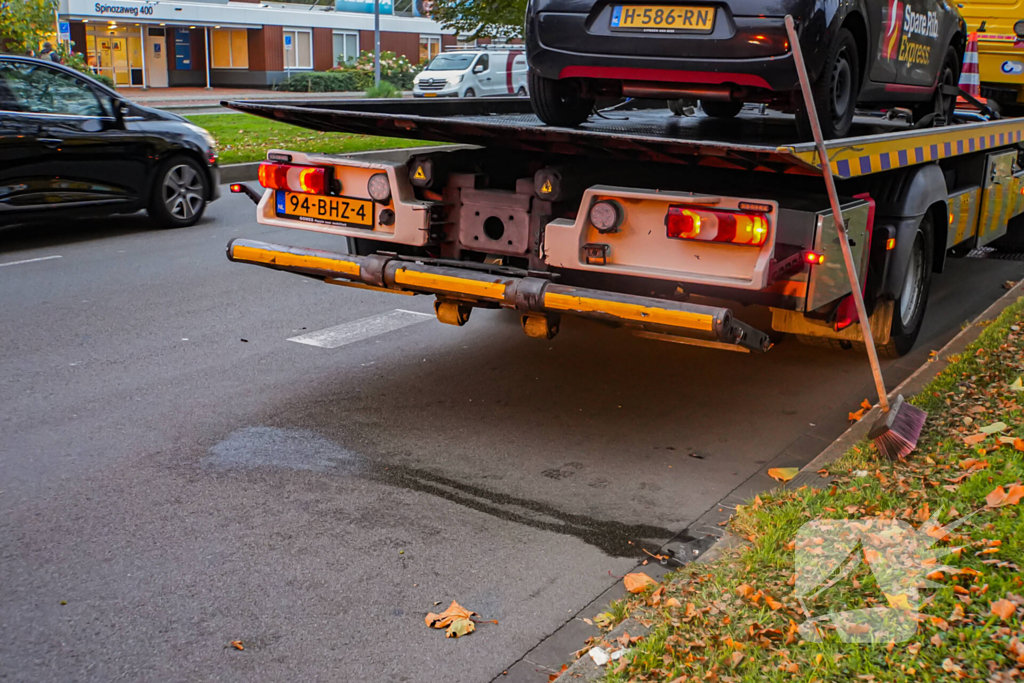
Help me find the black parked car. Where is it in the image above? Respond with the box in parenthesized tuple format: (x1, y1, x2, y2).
(526, 0, 967, 138)
(0, 55, 219, 228)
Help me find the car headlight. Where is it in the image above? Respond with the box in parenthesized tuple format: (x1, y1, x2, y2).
(182, 122, 216, 148)
(447, 74, 464, 87)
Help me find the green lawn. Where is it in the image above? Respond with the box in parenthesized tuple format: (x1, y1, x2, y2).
(591, 295, 1024, 682)
(187, 112, 436, 165)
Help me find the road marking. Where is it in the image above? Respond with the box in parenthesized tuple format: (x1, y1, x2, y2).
(288, 309, 434, 349)
(0, 255, 62, 268)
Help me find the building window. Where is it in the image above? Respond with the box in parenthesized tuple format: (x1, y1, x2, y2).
(419, 35, 440, 63)
(211, 29, 249, 69)
(283, 29, 312, 69)
(332, 31, 358, 67)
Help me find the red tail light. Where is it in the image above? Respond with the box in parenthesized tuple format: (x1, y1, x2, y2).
(258, 163, 329, 195)
(665, 206, 769, 246)
(805, 250, 825, 265)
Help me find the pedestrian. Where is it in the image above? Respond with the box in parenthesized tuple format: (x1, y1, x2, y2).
(39, 42, 60, 63)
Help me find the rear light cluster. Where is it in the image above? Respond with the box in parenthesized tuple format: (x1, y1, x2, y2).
(665, 206, 769, 247)
(258, 163, 330, 195)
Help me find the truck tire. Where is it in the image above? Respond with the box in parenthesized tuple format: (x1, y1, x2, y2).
(701, 101, 743, 118)
(878, 213, 933, 357)
(529, 71, 594, 127)
(795, 28, 859, 140)
(148, 155, 208, 229)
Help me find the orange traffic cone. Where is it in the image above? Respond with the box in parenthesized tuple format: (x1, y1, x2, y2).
(960, 31, 980, 98)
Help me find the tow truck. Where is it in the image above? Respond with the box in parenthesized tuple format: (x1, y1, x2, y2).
(224, 97, 1024, 356)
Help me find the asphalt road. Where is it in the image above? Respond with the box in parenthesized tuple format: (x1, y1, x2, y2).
(2, 187, 1022, 683)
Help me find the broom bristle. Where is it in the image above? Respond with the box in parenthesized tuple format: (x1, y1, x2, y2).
(870, 396, 927, 460)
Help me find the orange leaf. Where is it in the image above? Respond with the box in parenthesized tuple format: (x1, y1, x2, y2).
(768, 467, 799, 483)
(765, 595, 783, 610)
(964, 433, 987, 446)
(730, 651, 745, 668)
(1007, 484, 1024, 505)
(425, 601, 480, 638)
(736, 584, 755, 598)
(665, 597, 682, 608)
(848, 408, 866, 422)
(992, 599, 1017, 621)
(1015, 438, 1024, 452)
(861, 399, 873, 410)
(230, 640, 244, 651)
(624, 572, 658, 594)
(987, 486, 1009, 508)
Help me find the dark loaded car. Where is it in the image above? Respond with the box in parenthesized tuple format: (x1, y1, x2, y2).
(526, 0, 967, 138)
(0, 55, 219, 229)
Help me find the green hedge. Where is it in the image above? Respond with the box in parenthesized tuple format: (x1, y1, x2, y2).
(275, 69, 415, 93)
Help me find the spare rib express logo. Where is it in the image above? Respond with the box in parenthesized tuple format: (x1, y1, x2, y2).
(882, 0, 938, 65)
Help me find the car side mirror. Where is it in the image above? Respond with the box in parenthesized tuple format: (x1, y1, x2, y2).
(473, 64, 485, 74)
(112, 98, 129, 125)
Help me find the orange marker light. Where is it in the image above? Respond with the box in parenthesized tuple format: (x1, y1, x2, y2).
(949, 212, 955, 224)
(230, 183, 243, 193)
(886, 237, 896, 250)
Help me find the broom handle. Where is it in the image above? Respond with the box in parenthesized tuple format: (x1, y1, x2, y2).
(784, 16, 890, 413)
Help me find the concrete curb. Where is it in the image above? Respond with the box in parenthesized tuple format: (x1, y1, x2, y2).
(544, 277, 1023, 683)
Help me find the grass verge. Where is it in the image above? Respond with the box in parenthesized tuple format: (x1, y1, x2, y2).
(590, 296, 1024, 682)
(186, 113, 436, 165)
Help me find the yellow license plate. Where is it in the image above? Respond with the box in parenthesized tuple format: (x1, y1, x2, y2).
(610, 5, 715, 32)
(424, 92, 437, 97)
(276, 191, 373, 227)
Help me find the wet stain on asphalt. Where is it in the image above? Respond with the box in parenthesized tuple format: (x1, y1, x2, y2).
(367, 461, 685, 558)
(207, 427, 688, 558)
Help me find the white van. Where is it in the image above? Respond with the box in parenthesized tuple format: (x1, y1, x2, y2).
(413, 49, 528, 98)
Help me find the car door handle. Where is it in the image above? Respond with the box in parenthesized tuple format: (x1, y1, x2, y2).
(38, 138, 64, 146)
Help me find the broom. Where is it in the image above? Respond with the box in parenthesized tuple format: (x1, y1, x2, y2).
(783, 16, 927, 459)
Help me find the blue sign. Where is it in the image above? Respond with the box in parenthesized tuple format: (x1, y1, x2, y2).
(174, 28, 191, 69)
(284, 34, 292, 48)
(335, 0, 393, 15)
(58, 21, 70, 39)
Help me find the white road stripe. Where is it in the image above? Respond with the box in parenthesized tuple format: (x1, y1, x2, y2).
(288, 309, 434, 349)
(0, 255, 62, 268)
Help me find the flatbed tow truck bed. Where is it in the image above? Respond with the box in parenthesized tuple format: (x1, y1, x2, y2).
(224, 98, 1024, 355)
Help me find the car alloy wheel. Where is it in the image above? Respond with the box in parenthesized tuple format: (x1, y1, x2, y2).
(163, 163, 205, 221)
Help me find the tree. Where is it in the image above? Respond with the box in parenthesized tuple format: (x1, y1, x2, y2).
(0, 0, 59, 55)
(429, 0, 527, 39)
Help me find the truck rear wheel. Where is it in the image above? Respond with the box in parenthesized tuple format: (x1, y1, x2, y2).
(879, 214, 933, 357)
(529, 71, 594, 127)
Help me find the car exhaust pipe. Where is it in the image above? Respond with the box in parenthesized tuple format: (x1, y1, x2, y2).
(620, 82, 744, 101)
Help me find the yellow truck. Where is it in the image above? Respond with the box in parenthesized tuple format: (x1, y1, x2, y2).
(958, 0, 1024, 107)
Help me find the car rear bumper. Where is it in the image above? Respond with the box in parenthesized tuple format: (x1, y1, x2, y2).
(527, 11, 800, 92)
(226, 237, 771, 352)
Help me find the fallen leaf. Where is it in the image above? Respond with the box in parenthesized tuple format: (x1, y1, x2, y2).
(848, 408, 866, 422)
(730, 651, 745, 668)
(1010, 377, 1023, 393)
(425, 601, 479, 638)
(992, 599, 1017, 621)
(736, 584, 755, 598)
(768, 467, 799, 483)
(230, 640, 244, 651)
(980, 422, 1009, 434)
(624, 572, 658, 594)
(665, 597, 682, 608)
(861, 399, 872, 410)
(765, 594, 783, 610)
(1016, 438, 1024, 452)
(964, 433, 987, 446)
(986, 484, 1024, 508)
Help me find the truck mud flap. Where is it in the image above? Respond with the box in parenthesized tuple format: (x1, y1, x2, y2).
(227, 238, 771, 353)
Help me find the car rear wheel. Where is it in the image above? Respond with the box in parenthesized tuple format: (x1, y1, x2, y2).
(701, 101, 743, 118)
(148, 156, 208, 229)
(916, 45, 960, 125)
(529, 71, 594, 127)
(796, 27, 860, 140)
